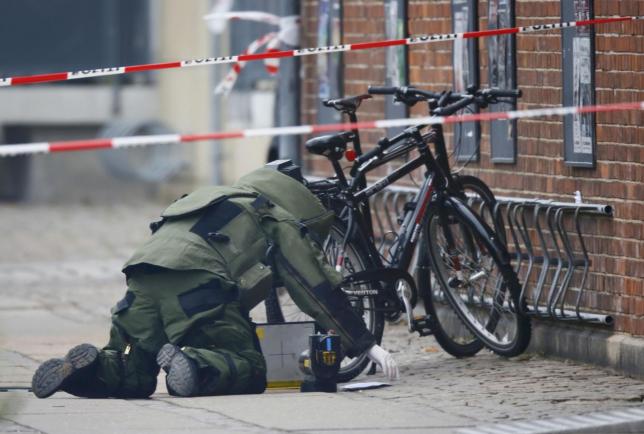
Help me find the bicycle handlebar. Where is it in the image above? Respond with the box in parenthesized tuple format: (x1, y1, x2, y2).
(368, 85, 452, 107)
(482, 88, 522, 98)
(432, 88, 522, 116)
(367, 86, 398, 95)
(368, 85, 521, 113)
(368, 85, 446, 100)
(347, 85, 522, 173)
(433, 95, 476, 117)
(411, 88, 449, 101)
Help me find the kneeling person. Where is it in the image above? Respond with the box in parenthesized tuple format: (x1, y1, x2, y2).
(32, 166, 398, 399)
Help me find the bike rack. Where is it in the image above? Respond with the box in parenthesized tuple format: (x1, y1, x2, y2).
(366, 184, 615, 326)
(493, 196, 614, 325)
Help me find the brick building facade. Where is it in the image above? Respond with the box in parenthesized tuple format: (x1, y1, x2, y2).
(299, 0, 643, 361)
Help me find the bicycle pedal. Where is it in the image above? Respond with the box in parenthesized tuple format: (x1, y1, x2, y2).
(411, 315, 434, 337)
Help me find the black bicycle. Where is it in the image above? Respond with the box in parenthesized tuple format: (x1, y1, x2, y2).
(266, 86, 531, 381)
(317, 86, 515, 360)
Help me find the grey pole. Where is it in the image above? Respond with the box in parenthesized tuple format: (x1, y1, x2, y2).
(277, 2, 301, 165)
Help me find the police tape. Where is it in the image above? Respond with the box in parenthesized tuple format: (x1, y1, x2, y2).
(215, 31, 279, 95)
(0, 101, 641, 157)
(0, 15, 641, 87)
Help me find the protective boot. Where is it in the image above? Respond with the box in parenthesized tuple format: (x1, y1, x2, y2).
(32, 344, 99, 398)
(157, 344, 199, 397)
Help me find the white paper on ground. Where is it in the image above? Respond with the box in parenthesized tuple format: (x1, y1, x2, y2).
(341, 382, 391, 392)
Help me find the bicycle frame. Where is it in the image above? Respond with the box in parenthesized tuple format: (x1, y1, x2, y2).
(328, 122, 461, 312)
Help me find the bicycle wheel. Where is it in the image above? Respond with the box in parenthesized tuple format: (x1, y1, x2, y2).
(418, 230, 483, 358)
(426, 198, 531, 357)
(418, 175, 501, 358)
(265, 220, 385, 382)
(456, 175, 506, 245)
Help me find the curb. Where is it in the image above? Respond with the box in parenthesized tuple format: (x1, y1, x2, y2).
(457, 406, 644, 434)
(528, 321, 644, 380)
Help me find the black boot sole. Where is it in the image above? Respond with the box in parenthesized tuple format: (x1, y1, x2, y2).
(157, 344, 199, 397)
(32, 343, 99, 398)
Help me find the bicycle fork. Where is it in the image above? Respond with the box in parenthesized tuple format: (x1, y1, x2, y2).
(438, 208, 467, 289)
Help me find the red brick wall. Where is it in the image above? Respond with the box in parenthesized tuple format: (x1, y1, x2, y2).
(300, 0, 643, 335)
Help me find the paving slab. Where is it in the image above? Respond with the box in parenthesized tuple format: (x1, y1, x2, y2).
(158, 391, 465, 432)
(3, 393, 266, 434)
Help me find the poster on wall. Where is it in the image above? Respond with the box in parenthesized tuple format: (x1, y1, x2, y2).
(384, 0, 408, 136)
(488, 0, 517, 164)
(562, 0, 596, 168)
(452, 0, 480, 162)
(317, 0, 343, 125)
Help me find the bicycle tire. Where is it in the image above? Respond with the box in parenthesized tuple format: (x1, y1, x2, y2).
(265, 219, 385, 382)
(418, 230, 484, 357)
(426, 197, 531, 357)
(418, 175, 500, 358)
(455, 175, 506, 245)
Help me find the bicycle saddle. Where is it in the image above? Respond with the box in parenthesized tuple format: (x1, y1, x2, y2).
(305, 131, 355, 160)
(323, 94, 373, 113)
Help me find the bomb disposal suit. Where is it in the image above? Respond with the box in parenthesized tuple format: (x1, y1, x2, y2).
(32, 168, 388, 398)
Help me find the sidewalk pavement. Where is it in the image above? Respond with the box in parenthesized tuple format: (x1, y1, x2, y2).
(1, 202, 643, 434)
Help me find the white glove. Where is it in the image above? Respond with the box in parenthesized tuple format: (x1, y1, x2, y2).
(366, 344, 399, 381)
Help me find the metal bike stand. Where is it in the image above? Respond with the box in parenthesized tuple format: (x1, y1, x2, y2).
(361, 182, 614, 326)
(489, 196, 614, 325)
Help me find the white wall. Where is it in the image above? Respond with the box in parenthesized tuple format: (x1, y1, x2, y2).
(157, 0, 215, 187)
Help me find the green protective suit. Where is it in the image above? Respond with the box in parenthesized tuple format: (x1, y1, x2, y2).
(64, 168, 375, 398)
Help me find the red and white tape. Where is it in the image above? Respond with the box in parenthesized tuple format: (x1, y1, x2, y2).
(1, 101, 641, 157)
(0, 16, 640, 87)
(214, 32, 279, 95)
(206, 10, 299, 94)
